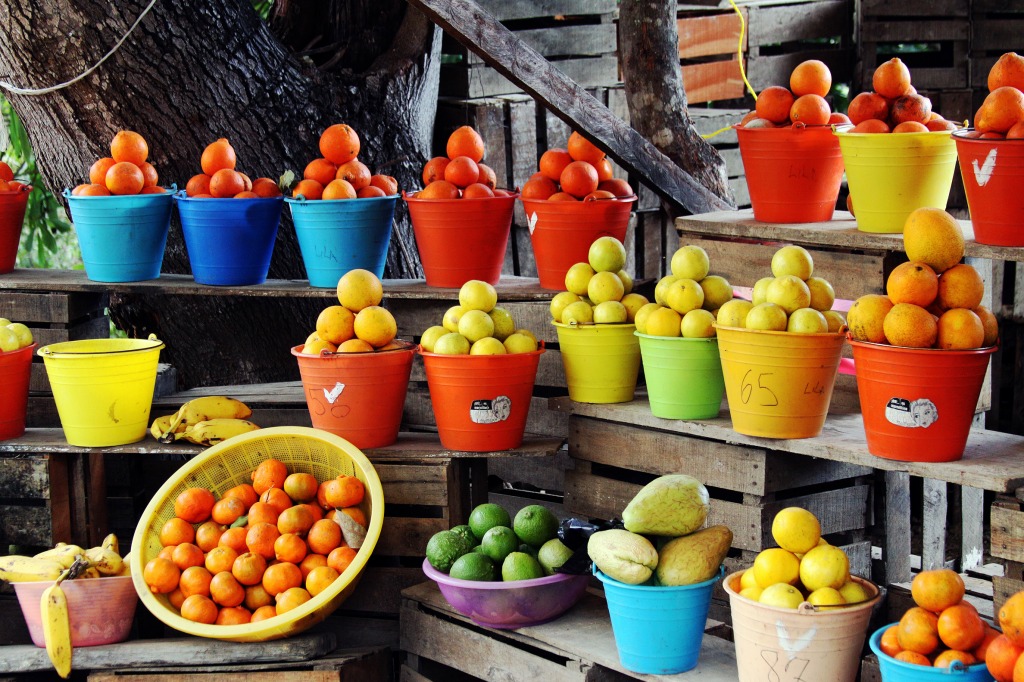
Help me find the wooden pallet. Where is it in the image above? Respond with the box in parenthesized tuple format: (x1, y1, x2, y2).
(970, 0, 1024, 103)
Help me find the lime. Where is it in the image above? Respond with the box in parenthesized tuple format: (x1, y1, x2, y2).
(426, 530, 471, 572)
(513, 505, 559, 548)
(449, 552, 496, 581)
(501, 551, 544, 581)
(480, 526, 518, 564)
(450, 525, 475, 548)
(518, 543, 538, 558)
(468, 503, 512, 540)
(472, 545, 487, 555)
(537, 538, 573, 575)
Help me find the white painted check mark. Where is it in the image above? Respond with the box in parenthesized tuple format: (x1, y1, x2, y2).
(323, 382, 345, 403)
(527, 211, 539, 235)
(776, 620, 815, 661)
(973, 149, 997, 187)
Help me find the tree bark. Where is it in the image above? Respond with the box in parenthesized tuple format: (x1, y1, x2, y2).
(617, 0, 733, 211)
(0, 0, 440, 387)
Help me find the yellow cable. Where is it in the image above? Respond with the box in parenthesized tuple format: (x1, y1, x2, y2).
(700, 0, 757, 140)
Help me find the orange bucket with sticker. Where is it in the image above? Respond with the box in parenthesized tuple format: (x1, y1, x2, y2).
(419, 345, 544, 451)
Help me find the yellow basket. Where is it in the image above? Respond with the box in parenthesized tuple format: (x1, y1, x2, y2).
(129, 426, 384, 642)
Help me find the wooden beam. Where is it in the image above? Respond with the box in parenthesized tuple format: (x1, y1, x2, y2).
(408, 0, 733, 215)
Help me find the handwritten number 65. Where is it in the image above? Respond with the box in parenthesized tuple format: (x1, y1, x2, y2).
(740, 370, 779, 407)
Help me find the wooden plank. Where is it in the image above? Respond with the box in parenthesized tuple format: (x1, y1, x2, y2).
(463, 24, 618, 64)
(681, 60, 747, 105)
(377, 517, 449, 557)
(0, 456, 50, 498)
(861, 0, 969, 16)
(376, 461, 451, 507)
(340, 566, 424, 615)
(677, 11, 745, 60)
(971, 18, 1024, 53)
(0, 290, 107, 324)
(861, 18, 969, 42)
(747, 49, 853, 91)
(921, 478, 947, 571)
(439, 55, 621, 99)
(885, 471, 913, 584)
(0, 505, 55, 546)
(747, 0, 849, 46)
(470, 0, 617, 22)
(27, 315, 109, 347)
(994, 575, 1024, 616)
(962, 486, 986, 571)
(991, 504, 1024, 563)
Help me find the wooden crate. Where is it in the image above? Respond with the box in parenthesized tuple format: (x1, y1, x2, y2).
(0, 451, 75, 549)
(970, 0, 1024, 104)
(438, 0, 619, 98)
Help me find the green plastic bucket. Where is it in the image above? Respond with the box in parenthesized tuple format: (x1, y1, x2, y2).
(635, 332, 724, 419)
(553, 322, 640, 403)
(38, 337, 164, 447)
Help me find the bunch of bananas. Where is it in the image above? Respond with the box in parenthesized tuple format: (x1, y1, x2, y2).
(150, 396, 259, 446)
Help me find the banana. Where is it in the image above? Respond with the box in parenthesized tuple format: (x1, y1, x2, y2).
(84, 547, 124, 576)
(0, 555, 64, 583)
(34, 545, 87, 569)
(150, 413, 186, 441)
(175, 418, 260, 446)
(78, 567, 101, 579)
(41, 569, 73, 678)
(116, 552, 132, 576)
(159, 397, 253, 442)
(101, 533, 119, 555)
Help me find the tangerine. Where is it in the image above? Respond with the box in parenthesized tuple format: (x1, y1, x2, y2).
(211, 496, 247, 526)
(232, 551, 268, 586)
(307, 518, 343, 555)
(306, 565, 340, 596)
(105, 161, 144, 195)
(262, 561, 303, 596)
(755, 86, 796, 124)
(110, 130, 149, 166)
(200, 138, 236, 175)
(252, 459, 288, 495)
(873, 58, 912, 99)
(216, 606, 251, 625)
(320, 124, 360, 165)
(447, 126, 485, 163)
(171, 542, 206, 571)
(179, 565, 213, 598)
(160, 517, 196, 547)
(195, 521, 226, 552)
(336, 159, 371, 190)
(205, 545, 239, 575)
(303, 158, 338, 186)
(275, 586, 312, 615)
(179, 594, 218, 624)
(209, 570, 246, 607)
(175, 487, 216, 524)
(143, 557, 180, 594)
(246, 522, 281, 559)
(566, 131, 605, 165)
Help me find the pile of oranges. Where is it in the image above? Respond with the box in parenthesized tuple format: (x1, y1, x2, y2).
(847, 207, 998, 350)
(292, 123, 399, 201)
(521, 130, 632, 202)
(71, 131, 167, 197)
(415, 125, 511, 200)
(0, 161, 27, 193)
(184, 138, 282, 199)
(966, 52, 1024, 139)
(846, 58, 957, 134)
(877, 568, 1002, 673)
(300, 268, 400, 354)
(739, 60, 850, 129)
(142, 457, 367, 626)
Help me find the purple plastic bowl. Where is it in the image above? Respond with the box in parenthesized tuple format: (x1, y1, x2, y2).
(421, 558, 589, 629)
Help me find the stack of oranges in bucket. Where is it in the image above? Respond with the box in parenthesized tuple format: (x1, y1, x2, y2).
(300, 269, 400, 354)
(522, 131, 632, 201)
(292, 123, 399, 200)
(845, 59, 958, 134)
(71, 131, 166, 196)
(964, 52, 1024, 139)
(416, 126, 511, 199)
(737, 60, 849, 129)
(142, 456, 367, 625)
(183, 138, 282, 199)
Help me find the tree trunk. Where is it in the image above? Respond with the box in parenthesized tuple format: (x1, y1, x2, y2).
(0, 0, 440, 387)
(617, 0, 733, 212)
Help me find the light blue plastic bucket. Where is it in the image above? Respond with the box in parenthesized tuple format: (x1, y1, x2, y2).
(869, 626, 994, 681)
(595, 567, 720, 675)
(286, 194, 397, 287)
(636, 332, 725, 419)
(175, 192, 283, 286)
(65, 189, 173, 282)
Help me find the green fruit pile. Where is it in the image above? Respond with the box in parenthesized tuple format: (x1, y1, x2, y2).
(420, 280, 540, 355)
(550, 236, 650, 326)
(635, 245, 733, 339)
(425, 502, 572, 582)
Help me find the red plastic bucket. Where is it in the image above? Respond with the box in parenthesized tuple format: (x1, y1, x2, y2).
(291, 342, 416, 449)
(0, 186, 31, 274)
(405, 192, 518, 287)
(848, 339, 995, 462)
(954, 131, 1024, 246)
(521, 196, 636, 289)
(419, 345, 543, 451)
(735, 124, 846, 223)
(0, 343, 35, 441)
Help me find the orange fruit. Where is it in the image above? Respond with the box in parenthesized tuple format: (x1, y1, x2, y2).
(320, 124, 360, 165)
(830, 112, 852, 126)
(461, 183, 494, 199)
(847, 294, 894, 344)
(883, 303, 938, 348)
(987, 634, 1024, 681)
(567, 131, 605, 165)
(975, 625, 1001, 662)
(912, 568, 966, 612)
(939, 603, 986, 651)
(209, 168, 246, 198)
(989, 52, 1024, 92)
(790, 94, 830, 126)
(446, 126, 485, 163)
(195, 521, 226, 552)
(275, 587, 312, 615)
(209, 570, 246, 607)
(315, 306, 356, 345)
(89, 157, 117, 185)
(755, 86, 796, 124)
(937, 264, 985, 310)
(299, 553, 329, 579)
(143, 557, 181, 594)
(303, 157, 338, 186)
(179, 565, 213, 598)
(105, 161, 145, 195)
(262, 561, 303, 596)
(897, 606, 941, 655)
(559, 161, 599, 199)
(369, 174, 398, 195)
(179, 594, 218, 624)
(232, 551, 268, 587)
(904, 208, 964, 274)
(251, 177, 282, 197)
(895, 650, 931, 666)
(595, 158, 614, 183)
(175, 487, 216, 524)
(893, 121, 930, 133)
(443, 156, 480, 188)
(873, 58, 912, 99)
(325, 475, 365, 508)
(261, 487, 294, 516)
(974, 305, 1000, 347)
(252, 459, 288, 495)
(790, 59, 832, 97)
(247, 501, 280, 527)
(928, 118, 959, 132)
(274, 532, 309, 564)
(336, 159, 371, 190)
(976, 87, 1024, 134)
(185, 173, 211, 197)
(292, 179, 324, 200)
(160, 517, 196, 547)
(848, 92, 890, 125)
(879, 625, 903, 657)
(327, 546, 357, 574)
(244, 583, 274, 611)
(521, 176, 558, 200)
(246, 522, 281, 559)
(110, 130, 149, 166)
(201, 138, 236, 175)
(539, 149, 572, 182)
(937, 309, 985, 350)
(417, 180, 461, 200)
(205, 545, 239, 575)
(599, 178, 634, 197)
(421, 157, 450, 185)
(307, 518, 343, 555)
(138, 161, 159, 188)
(170, 542, 206, 571)
(887, 261, 938, 307)
(306, 565, 340, 597)
(890, 93, 932, 125)
(168, 587, 186, 610)
(1000, 592, 1024, 646)
(357, 185, 386, 198)
(477, 163, 497, 189)
(211, 496, 247, 526)
(283, 472, 319, 504)
(322, 178, 357, 200)
(73, 183, 111, 196)
(0, 161, 13, 182)
(340, 506, 367, 528)
(216, 606, 251, 625)
(251, 605, 278, 622)
(853, 119, 890, 134)
(219, 526, 249, 554)
(158, 546, 176, 562)
(934, 650, 977, 669)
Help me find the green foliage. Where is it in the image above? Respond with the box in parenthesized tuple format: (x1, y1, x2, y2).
(251, 0, 273, 21)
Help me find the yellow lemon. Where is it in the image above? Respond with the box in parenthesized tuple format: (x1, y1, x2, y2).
(645, 307, 683, 338)
(807, 586, 846, 608)
(799, 544, 850, 591)
(759, 583, 804, 609)
(771, 245, 814, 280)
(337, 268, 383, 312)
(716, 299, 753, 328)
(771, 507, 821, 554)
(740, 568, 759, 590)
(739, 585, 763, 602)
(459, 280, 497, 312)
(838, 580, 870, 605)
(634, 303, 662, 334)
(752, 548, 800, 588)
(353, 306, 397, 348)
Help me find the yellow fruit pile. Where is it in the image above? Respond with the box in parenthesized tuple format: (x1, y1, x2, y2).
(301, 269, 400, 354)
(0, 316, 34, 352)
(847, 208, 998, 350)
(421, 280, 539, 355)
(738, 507, 866, 610)
(634, 245, 733, 338)
(550, 237, 649, 327)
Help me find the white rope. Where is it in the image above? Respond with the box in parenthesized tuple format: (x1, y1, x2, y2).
(0, 0, 160, 96)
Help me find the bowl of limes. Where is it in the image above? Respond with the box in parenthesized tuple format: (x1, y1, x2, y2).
(421, 502, 589, 629)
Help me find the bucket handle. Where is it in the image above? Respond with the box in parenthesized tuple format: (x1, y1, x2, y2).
(39, 334, 163, 357)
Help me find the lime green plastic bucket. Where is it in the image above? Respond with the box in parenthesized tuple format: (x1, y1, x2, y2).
(553, 322, 640, 403)
(835, 130, 957, 233)
(38, 337, 164, 447)
(636, 332, 724, 420)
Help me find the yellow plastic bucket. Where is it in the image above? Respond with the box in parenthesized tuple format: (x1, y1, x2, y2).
(835, 130, 957, 233)
(716, 326, 844, 439)
(38, 336, 164, 447)
(553, 322, 640, 403)
(724, 572, 880, 682)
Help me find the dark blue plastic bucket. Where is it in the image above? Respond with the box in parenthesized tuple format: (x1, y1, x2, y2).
(595, 567, 721, 675)
(65, 189, 173, 282)
(175, 192, 284, 286)
(286, 195, 397, 288)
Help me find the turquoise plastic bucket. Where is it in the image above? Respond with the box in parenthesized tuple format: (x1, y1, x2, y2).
(176, 193, 283, 286)
(869, 626, 994, 680)
(65, 189, 173, 282)
(286, 194, 397, 287)
(636, 332, 724, 419)
(595, 567, 720, 675)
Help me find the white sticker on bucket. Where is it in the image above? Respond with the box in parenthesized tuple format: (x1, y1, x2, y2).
(885, 397, 938, 428)
(527, 212, 539, 235)
(470, 396, 512, 424)
(973, 148, 997, 187)
(323, 382, 345, 404)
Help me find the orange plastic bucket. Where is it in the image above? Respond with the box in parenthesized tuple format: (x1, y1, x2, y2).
(291, 342, 416, 449)
(848, 339, 995, 462)
(0, 343, 35, 441)
(735, 124, 847, 223)
(954, 131, 1024, 246)
(419, 345, 544, 451)
(0, 185, 31, 274)
(405, 192, 518, 287)
(521, 196, 636, 289)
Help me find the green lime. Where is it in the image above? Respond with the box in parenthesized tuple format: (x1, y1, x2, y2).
(518, 543, 538, 558)
(513, 505, 559, 548)
(480, 526, 518, 563)
(449, 552, 496, 581)
(501, 551, 544, 581)
(426, 530, 470, 572)
(468, 503, 512, 540)
(537, 538, 574, 576)
(472, 545, 487, 554)
(450, 524, 475, 548)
